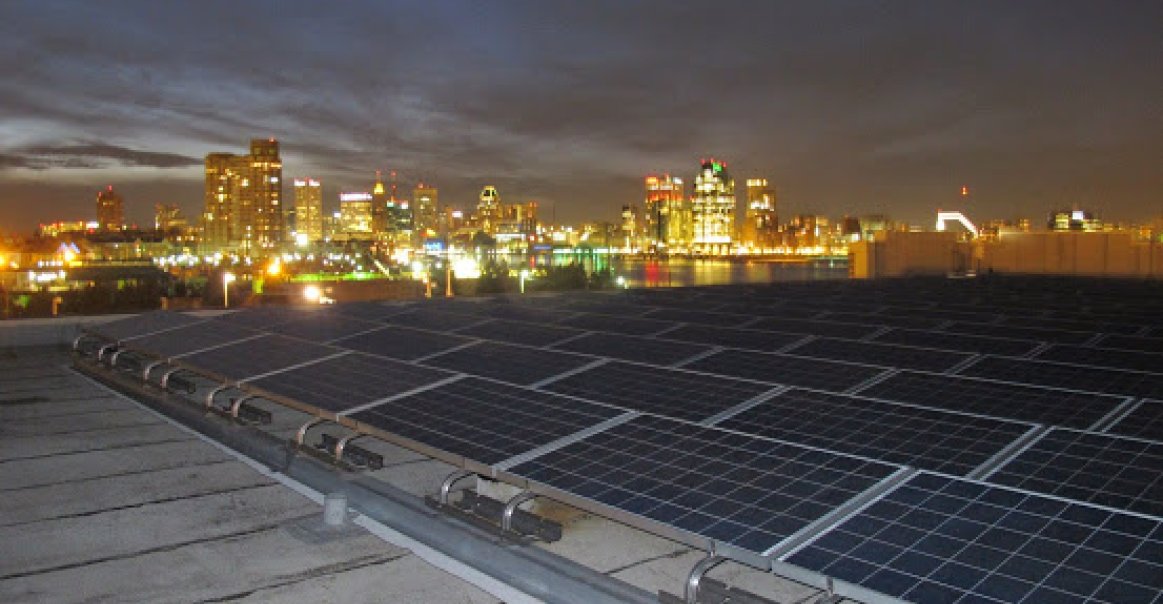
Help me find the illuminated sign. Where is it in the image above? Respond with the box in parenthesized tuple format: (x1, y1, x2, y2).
(339, 192, 373, 202)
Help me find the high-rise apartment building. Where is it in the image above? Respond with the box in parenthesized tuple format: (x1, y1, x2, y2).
(741, 178, 778, 250)
(96, 185, 124, 231)
(293, 178, 323, 242)
(477, 186, 500, 234)
(644, 174, 686, 252)
(691, 159, 735, 254)
(338, 192, 374, 237)
(200, 138, 284, 254)
(413, 183, 439, 239)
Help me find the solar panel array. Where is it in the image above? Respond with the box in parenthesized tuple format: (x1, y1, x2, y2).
(81, 275, 1163, 602)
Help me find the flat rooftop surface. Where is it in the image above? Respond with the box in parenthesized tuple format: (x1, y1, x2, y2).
(0, 347, 501, 604)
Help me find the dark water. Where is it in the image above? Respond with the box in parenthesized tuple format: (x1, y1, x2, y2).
(609, 258, 850, 288)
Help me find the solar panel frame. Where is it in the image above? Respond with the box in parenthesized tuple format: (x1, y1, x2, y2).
(655, 324, 806, 353)
(550, 332, 715, 367)
(941, 321, 1096, 344)
(1034, 344, 1163, 374)
(241, 351, 458, 416)
(786, 337, 975, 373)
(556, 312, 679, 336)
(749, 317, 881, 340)
(1106, 399, 1163, 443)
(85, 310, 203, 341)
(330, 324, 477, 361)
(983, 427, 1163, 518)
(504, 415, 904, 563)
(640, 307, 756, 327)
(959, 355, 1163, 399)
(871, 327, 1042, 357)
(539, 360, 779, 422)
(117, 320, 260, 359)
(382, 307, 488, 332)
(171, 334, 344, 383)
(343, 377, 631, 471)
(1094, 333, 1163, 354)
(857, 370, 1131, 430)
(453, 318, 585, 347)
(266, 313, 383, 343)
(420, 341, 599, 386)
(783, 472, 1163, 604)
(684, 349, 888, 393)
(715, 388, 1038, 477)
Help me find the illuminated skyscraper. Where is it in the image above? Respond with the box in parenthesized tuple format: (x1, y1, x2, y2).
(691, 159, 735, 254)
(339, 192, 374, 237)
(201, 138, 284, 254)
(96, 185, 124, 231)
(413, 182, 439, 239)
(621, 204, 639, 251)
(293, 178, 323, 242)
(371, 171, 387, 235)
(741, 178, 777, 249)
(644, 174, 686, 252)
(477, 186, 500, 234)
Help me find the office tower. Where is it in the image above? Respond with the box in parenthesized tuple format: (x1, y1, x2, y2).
(644, 174, 686, 252)
(339, 192, 374, 237)
(371, 171, 387, 235)
(200, 138, 284, 254)
(691, 159, 735, 254)
(413, 182, 439, 239)
(96, 185, 124, 231)
(293, 178, 323, 242)
(741, 178, 777, 249)
(154, 203, 186, 232)
(477, 186, 500, 234)
(621, 204, 639, 251)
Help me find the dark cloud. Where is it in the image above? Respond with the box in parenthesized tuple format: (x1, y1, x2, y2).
(0, 0, 1160, 231)
(3, 144, 201, 171)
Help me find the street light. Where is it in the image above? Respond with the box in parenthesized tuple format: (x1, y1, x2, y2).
(223, 272, 236, 307)
(520, 269, 530, 294)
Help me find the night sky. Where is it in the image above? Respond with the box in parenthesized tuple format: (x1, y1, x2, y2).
(1, 1, 1160, 233)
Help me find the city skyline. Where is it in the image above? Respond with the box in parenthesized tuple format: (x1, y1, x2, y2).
(1, 1, 1160, 232)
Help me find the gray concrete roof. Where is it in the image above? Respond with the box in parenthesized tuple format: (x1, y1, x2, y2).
(0, 347, 502, 604)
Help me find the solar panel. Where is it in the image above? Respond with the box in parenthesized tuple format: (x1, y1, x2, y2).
(214, 306, 320, 329)
(817, 311, 947, 331)
(997, 315, 1143, 336)
(1035, 344, 1163, 373)
(959, 355, 1163, 399)
(454, 318, 584, 347)
(268, 312, 381, 343)
(657, 324, 805, 353)
(331, 300, 411, 322)
(871, 327, 1041, 357)
(331, 325, 475, 361)
(640, 308, 754, 327)
(1106, 400, 1163, 443)
(420, 341, 596, 386)
(685, 349, 886, 392)
(481, 304, 575, 324)
(175, 334, 341, 382)
(942, 321, 1095, 344)
(787, 337, 975, 373)
(510, 415, 901, 556)
(86, 310, 202, 341)
(345, 377, 627, 466)
(749, 317, 880, 340)
(118, 320, 258, 359)
(856, 371, 1126, 430)
(985, 428, 1163, 518)
(1092, 334, 1163, 354)
(715, 389, 1034, 476)
(383, 307, 486, 332)
(556, 312, 677, 336)
(878, 306, 1001, 324)
(784, 472, 1163, 603)
(539, 361, 775, 422)
(551, 332, 714, 367)
(243, 352, 455, 414)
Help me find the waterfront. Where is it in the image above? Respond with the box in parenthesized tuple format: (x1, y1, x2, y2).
(609, 257, 849, 288)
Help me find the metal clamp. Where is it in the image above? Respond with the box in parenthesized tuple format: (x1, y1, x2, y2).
(684, 549, 725, 604)
(438, 469, 476, 506)
(814, 577, 842, 604)
(501, 491, 537, 533)
(229, 394, 258, 419)
(143, 360, 166, 383)
(97, 343, 117, 364)
(295, 418, 328, 447)
(160, 366, 183, 390)
(334, 433, 365, 463)
(205, 384, 231, 409)
(72, 333, 91, 352)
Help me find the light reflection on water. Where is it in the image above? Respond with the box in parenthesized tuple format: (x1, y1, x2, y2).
(609, 258, 849, 288)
